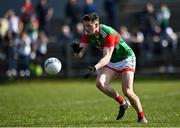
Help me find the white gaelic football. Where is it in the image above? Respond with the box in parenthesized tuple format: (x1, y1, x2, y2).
(44, 57, 62, 75)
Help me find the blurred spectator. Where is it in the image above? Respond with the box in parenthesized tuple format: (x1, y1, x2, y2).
(139, 3, 158, 35)
(138, 2, 160, 59)
(157, 4, 171, 33)
(5, 9, 24, 77)
(8, 9, 24, 38)
(27, 13, 39, 44)
(157, 4, 178, 55)
(58, 24, 74, 43)
(83, 0, 97, 14)
(0, 12, 9, 60)
(119, 26, 131, 44)
(21, 0, 34, 27)
(65, 0, 81, 30)
(45, 7, 54, 33)
(36, 0, 54, 33)
(130, 28, 144, 69)
(160, 27, 177, 73)
(104, 0, 119, 30)
(35, 31, 49, 65)
(17, 31, 32, 77)
(5, 31, 18, 78)
(74, 22, 84, 41)
(0, 17, 9, 39)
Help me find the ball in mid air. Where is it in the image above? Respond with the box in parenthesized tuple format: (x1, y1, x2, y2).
(44, 57, 62, 75)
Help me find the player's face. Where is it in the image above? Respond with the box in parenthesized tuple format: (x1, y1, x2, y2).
(83, 21, 99, 35)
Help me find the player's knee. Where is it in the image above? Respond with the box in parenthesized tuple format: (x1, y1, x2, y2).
(124, 89, 134, 98)
(96, 79, 105, 89)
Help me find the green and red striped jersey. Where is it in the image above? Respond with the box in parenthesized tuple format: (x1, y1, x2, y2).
(81, 24, 135, 62)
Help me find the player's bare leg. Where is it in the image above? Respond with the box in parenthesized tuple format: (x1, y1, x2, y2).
(96, 67, 118, 98)
(96, 67, 129, 120)
(121, 71, 148, 123)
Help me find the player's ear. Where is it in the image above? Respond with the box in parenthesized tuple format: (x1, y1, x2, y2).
(95, 22, 99, 28)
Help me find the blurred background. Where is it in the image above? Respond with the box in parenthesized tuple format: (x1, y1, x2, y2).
(0, 0, 180, 79)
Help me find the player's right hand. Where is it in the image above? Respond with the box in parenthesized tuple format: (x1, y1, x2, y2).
(70, 42, 83, 53)
(84, 66, 96, 79)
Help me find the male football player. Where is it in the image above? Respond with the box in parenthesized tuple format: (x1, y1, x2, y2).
(71, 13, 148, 123)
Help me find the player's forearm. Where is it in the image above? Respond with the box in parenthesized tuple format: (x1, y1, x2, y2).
(94, 47, 114, 70)
(95, 56, 110, 70)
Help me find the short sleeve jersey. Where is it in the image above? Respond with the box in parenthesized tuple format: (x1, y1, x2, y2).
(81, 24, 135, 62)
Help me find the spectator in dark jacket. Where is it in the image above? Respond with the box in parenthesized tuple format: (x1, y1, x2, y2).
(36, 0, 53, 33)
(65, 0, 81, 30)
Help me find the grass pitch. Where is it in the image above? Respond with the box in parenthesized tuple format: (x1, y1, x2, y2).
(0, 78, 180, 127)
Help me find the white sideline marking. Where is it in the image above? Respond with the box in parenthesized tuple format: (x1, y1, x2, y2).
(142, 91, 180, 99)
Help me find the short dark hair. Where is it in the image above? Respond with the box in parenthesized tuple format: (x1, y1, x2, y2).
(81, 13, 99, 22)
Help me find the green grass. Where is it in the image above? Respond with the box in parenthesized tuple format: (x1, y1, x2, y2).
(0, 78, 180, 127)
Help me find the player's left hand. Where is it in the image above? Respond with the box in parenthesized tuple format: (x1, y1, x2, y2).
(84, 66, 96, 79)
(70, 42, 83, 53)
